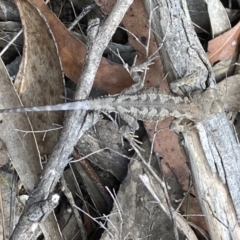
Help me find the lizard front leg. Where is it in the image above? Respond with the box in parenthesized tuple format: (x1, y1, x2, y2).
(170, 71, 206, 96)
(170, 47, 215, 95)
(122, 56, 157, 95)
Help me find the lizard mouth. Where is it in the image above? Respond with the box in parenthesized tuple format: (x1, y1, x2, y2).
(210, 100, 224, 115)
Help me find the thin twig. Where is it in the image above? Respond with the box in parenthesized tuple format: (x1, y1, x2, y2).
(0, 30, 23, 57)
(68, 3, 97, 31)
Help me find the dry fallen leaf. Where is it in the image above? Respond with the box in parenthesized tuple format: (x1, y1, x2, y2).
(29, 0, 134, 94)
(15, 0, 65, 156)
(217, 74, 240, 112)
(208, 21, 240, 65)
(205, 0, 230, 38)
(0, 58, 41, 192)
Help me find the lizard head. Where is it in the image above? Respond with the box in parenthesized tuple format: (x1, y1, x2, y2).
(192, 88, 224, 121)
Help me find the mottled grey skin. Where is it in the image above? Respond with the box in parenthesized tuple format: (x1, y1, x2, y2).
(0, 88, 223, 131)
(191, 88, 224, 121)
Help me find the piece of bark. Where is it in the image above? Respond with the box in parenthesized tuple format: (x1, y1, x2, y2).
(101, 140, 197, 240)
(76, 120, 130, 181)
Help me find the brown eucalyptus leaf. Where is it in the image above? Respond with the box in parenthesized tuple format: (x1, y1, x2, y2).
(208, 21, 240, 65)
(15, 0, 65, 156)
(29, 0, 133, 94)
(144, 119, 190, 192)
(0, 58, 41, 192)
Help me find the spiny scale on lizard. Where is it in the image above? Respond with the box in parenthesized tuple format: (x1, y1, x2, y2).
(0, 88, 201, 123)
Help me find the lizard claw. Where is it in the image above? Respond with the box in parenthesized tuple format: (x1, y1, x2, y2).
(123, 133, 144, 151)
(170, 118, 196, 134)
(121, 131, 144, 152)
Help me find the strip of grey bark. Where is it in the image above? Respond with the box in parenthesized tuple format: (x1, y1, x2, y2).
(143, 0, 215, 93)
(197, 112, 240, 219)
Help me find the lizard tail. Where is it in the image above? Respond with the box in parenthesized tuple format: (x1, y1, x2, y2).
(0, 101, 91, 113)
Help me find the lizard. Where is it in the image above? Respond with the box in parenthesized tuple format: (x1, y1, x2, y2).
(0, 87, 224, 135)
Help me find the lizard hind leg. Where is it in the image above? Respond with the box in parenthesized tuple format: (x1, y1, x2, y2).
(118, 111, 144, 151)
(120, 126, 144, 152)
